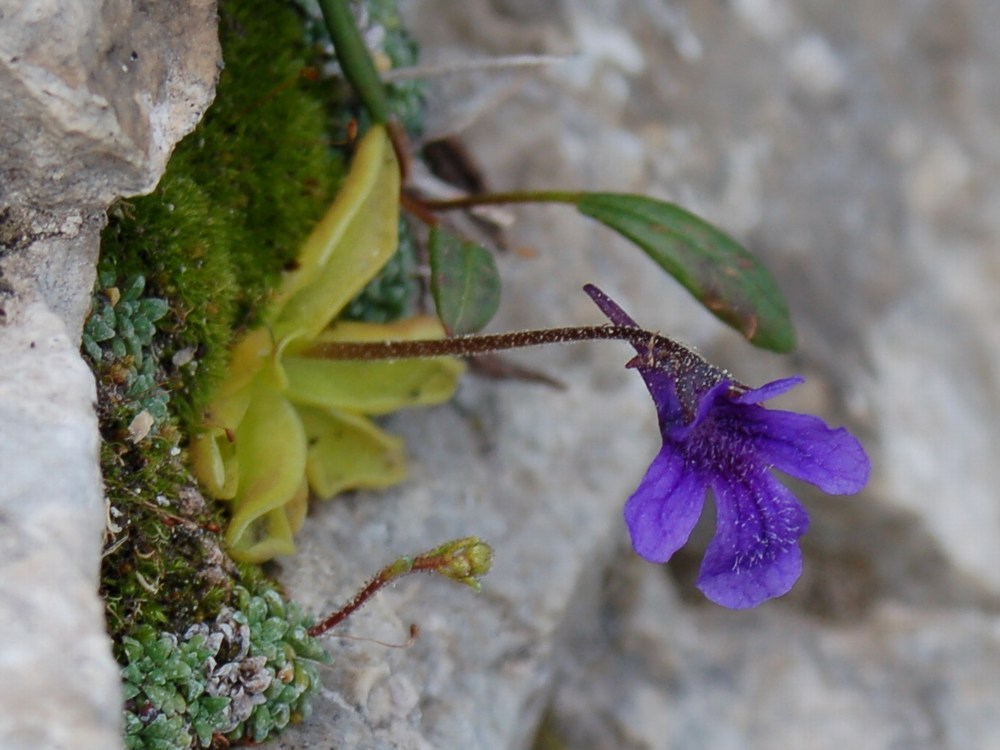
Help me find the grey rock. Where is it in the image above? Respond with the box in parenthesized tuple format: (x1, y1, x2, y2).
(0, 302, 117, 750)
(543, 560, 1000, 750)
(4, 0, 996, 746)
(0, 1, 219, 748)
(0, 0, 219, 209)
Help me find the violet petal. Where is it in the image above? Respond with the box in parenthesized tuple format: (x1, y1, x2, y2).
(737, 407, 871, 494)
(732, 376, 803, 405)
(637, 366, 686, 430)
(624, 446, 706, 563)
(696, 472, 810, 608)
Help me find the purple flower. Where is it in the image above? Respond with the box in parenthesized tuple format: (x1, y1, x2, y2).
(585, 285, 870, 608)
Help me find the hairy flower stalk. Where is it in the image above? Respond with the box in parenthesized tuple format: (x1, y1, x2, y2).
(304, 324, 714, 367)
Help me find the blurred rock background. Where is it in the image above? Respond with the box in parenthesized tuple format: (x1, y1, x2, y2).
(276, 0, 1000, 748)
(0, 2, 218, 748)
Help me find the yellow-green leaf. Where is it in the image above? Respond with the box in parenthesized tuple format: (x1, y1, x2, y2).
(231, 507, 298, 563)
(226, 381, 308, 559)
(272, 125, 401, 345)
(189, 427, 239, 500)
(282, 317, 465, 415)
(298, 406, 408, 498)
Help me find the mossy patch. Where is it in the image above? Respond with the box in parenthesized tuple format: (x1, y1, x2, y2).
(96, 0, 348, 432)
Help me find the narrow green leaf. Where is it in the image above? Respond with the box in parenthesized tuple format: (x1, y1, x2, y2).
(576, 193, 795, 352)
(428, 227, 501, 335)
(121, 274, 146, 301)
(317, 0, 390, 124)
(131, 315, 155, 343)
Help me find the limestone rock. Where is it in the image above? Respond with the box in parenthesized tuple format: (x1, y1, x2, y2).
(542, 560, 1000, 750)
(0, 2, 219, 749)
(0, 0, 219, 209)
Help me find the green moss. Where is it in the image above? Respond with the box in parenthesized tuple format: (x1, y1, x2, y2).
(96, 387, 234, 637)
(93, 0, 425, 430)
(95, 0, 433, 621)
(96, 183, 236, 429)
(98, 0, 350, 431)
(95, 0, 354, 613)
(170, 0, 347, 324)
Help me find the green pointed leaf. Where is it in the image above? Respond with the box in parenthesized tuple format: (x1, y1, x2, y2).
(576, 193, 795, 352)
(86, 315, 115, 342)
(131, 315, 155, 342)
(137, 297, 170, 323)
(428, 226, 501, 335)
(120, 274, 146, 302)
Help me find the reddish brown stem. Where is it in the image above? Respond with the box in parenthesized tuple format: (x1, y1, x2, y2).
(305, 324, 679, 360)
(307, 570, 393, 637)
(401, 191, 439, 227)
(307, 543, 488, 638)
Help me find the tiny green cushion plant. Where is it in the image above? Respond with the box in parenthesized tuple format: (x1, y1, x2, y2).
(190, 124, 464, 562)
(121, 585, 328, 749)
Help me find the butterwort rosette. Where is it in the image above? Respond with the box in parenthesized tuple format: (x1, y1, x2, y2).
(585, 284, 870, 608)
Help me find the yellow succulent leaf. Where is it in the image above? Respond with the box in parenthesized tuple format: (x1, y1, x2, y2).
(189, 427, 239, 500)
(225, 379, 308, 559)
(298, 406, 408, 498)
(283, 356, 464, 416)
(229, 507, 298, 563)
(214, 327, 277, 404)
(271, 125, 401, 345)
(191, 328, 282, 499)
(282, 316, 465, 415)
(323, 315, 452, 342)
(285, 477, 310, 535)
(190, 126, 468, 563)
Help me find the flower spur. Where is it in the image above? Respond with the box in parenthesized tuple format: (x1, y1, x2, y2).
(584, 284, 870, 608)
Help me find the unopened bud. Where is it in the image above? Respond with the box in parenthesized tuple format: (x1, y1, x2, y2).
(422, 536, 493, 591)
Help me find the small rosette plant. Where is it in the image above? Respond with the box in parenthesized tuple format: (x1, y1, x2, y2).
(191, 125, 464, 562)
